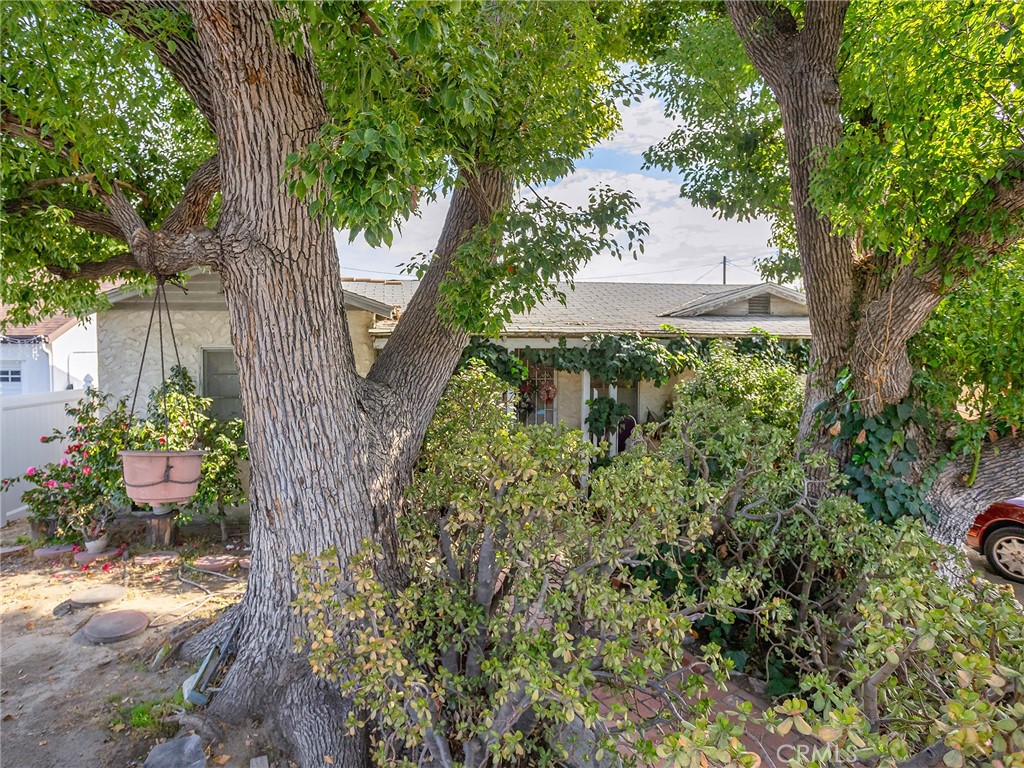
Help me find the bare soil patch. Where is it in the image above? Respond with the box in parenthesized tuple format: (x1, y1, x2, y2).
(0, 517, 274, 768)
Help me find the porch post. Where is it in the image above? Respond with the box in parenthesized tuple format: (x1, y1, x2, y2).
(581, 369, 591, 443)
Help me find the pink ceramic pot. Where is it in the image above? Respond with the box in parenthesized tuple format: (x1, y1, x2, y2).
(119, 450, 206, 506)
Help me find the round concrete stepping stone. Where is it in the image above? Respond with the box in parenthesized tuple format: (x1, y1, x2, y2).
(0, 544, 26, 556)
(193, 554, 238, 573)
(133, 550, 180, 566)
(34, 543, 76, 559)
(83, 609, 149, 644)
(70, 585, 128, 607)
(238, 556, 250, 570)
(74, 548, 119, 566)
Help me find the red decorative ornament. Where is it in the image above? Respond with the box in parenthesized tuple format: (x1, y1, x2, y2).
(538, 382, 558, 403)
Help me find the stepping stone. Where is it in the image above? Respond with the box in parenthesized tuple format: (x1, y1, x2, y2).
(34, 544, 76, 559)
(193, 554, 238, 573)
(74, 548, 119, 566)
(0, 544, 26, 556)
(134, 550, 180, 567)
(70, 585, 128, 607)
(83, 609, 149, 644)
(238, 556, 251, 570)
(143, 733, 205, 768)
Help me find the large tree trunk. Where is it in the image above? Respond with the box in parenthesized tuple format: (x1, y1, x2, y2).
(725, 1, 855, 451)
(169, 5, 510, 765)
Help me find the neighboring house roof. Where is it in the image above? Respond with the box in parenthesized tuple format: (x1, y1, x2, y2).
(103, 272, 401, 317)
(664, 283, 807, 318)
(0, 305, 78, 343)
(345, 281, 812, 340)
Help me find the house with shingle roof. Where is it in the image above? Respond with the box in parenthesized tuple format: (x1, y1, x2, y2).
(94, 272, 809, 434)
(0, 306, 98, 395)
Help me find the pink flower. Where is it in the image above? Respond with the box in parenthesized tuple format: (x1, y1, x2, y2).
(39, 436, 46, 443)
(82, 467, 92, 475)
(60, 458, 69, 466)
(46, 480, 57, 488)
(63, 482, 71, 489)
(26, 466, 36, 476)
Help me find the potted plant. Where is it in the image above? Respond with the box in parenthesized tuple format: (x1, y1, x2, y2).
(121, 367, 206, 509)
(80, 506, 116, 552)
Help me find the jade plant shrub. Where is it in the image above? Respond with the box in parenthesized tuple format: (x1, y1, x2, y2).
(641, 346, 1024, 767)
(132, 366, 248, 520)
(1, 388, 131, 539)
(293, 363, 765, 768)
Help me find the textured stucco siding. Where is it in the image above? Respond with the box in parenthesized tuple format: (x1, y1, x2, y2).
(99, 310, 232, 406)
(347, 309, 377, 376)
(638, 373, 691, 423)
(100, 307, 379, 404)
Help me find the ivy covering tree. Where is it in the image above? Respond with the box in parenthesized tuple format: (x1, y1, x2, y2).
(1, 2, 648, 764)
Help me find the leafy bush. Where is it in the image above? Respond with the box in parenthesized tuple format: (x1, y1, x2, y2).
(293, 355, 1024, 768)
(1, 389, 131, 538)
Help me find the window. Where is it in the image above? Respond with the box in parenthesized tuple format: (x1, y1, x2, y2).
(202, 349, 242, 420)
(0, 362, 22, 395)
(519, 361, 557, 426)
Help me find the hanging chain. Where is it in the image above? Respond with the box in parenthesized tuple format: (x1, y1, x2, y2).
(127, 277, 194, 449)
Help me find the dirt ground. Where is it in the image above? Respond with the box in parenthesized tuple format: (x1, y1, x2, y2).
(0, 516, 279, 768)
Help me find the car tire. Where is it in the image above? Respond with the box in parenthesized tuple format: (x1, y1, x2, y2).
(984, 526, 1024, 584)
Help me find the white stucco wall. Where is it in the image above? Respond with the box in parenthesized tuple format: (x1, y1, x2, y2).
(50, 318, 98, 391)
(347, 309, 377, 377)
(99, 310, 233, 406)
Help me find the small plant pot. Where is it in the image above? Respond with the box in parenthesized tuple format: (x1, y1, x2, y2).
(84, 533, 109, 554)
(120, 450, 206, 506)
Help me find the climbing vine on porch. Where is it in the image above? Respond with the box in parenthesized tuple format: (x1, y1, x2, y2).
(460, 330, 809, 388)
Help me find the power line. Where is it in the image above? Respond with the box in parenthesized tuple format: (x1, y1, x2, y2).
(575, 258, 725, 281)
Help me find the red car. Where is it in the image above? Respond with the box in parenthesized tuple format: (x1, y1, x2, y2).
(967, 497, 1024, 583)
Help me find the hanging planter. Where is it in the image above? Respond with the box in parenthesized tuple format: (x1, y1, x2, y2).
(120, 449, 205, 506)
(120, 279, 205, 509)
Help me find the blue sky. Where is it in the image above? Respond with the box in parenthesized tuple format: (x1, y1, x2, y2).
(336, 95, 773, 284)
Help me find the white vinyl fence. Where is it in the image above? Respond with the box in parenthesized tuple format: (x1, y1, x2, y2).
(1, 389, 83, 526)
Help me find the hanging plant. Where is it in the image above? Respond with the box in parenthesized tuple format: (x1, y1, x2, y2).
(119, 280, 205, 511)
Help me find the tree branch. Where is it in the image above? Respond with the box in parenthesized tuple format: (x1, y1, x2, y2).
(3, 198, 127, 242)
(723, 1, 799, 89)
(850, 154, 1024, 413)
(161, 154, 220, 233)
(46, 252, 141, 280)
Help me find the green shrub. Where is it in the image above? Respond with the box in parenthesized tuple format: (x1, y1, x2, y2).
(293, 357, 1024, 768)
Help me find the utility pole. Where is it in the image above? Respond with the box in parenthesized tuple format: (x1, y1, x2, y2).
(722, 256, 727, 284)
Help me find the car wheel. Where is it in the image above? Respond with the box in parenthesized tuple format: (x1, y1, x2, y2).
(984, 526, 1024, 584)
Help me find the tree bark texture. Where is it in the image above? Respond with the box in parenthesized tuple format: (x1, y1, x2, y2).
(725, 1, 855, 446)
(50, 2, 510, 764)
(926, 437, 1024, 547)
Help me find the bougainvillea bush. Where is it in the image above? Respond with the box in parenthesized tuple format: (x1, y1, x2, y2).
(294, 355, 1023, 767)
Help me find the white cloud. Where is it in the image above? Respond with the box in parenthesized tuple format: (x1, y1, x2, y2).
(336, 136, 774, 286)
(600, 94, 678, 155)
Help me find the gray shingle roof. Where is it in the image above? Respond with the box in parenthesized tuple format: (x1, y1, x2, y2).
(345, 281, 811, 340)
